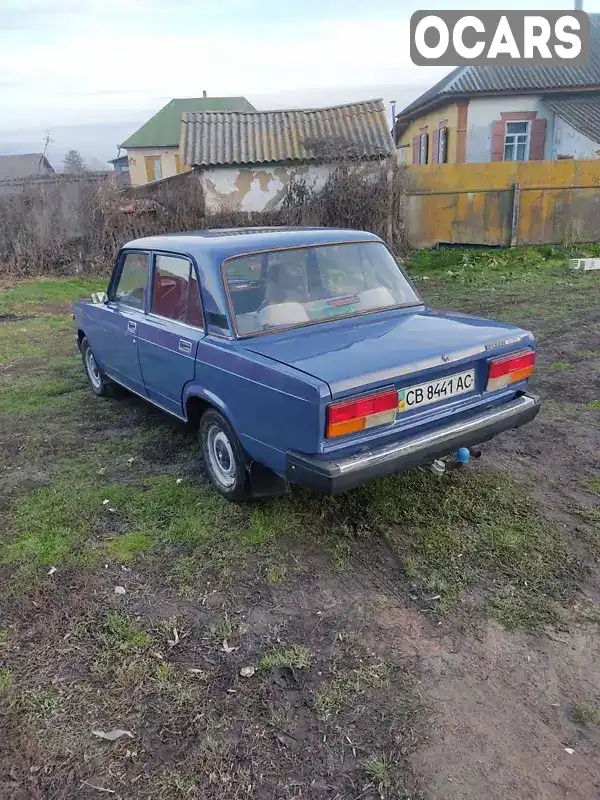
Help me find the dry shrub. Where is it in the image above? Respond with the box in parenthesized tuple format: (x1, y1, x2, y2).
(0, 159, 406, 278)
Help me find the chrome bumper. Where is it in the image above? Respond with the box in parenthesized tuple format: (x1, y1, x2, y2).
(286, 392, 540, 493)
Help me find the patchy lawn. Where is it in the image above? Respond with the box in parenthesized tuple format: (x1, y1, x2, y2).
(1, 255, 600, 800)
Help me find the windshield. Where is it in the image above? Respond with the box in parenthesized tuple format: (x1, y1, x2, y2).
(223, 242, 419, 336)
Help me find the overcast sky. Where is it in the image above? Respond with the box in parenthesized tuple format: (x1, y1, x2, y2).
(1, 0, 598, 166)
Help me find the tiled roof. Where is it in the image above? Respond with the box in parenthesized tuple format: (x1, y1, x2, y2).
(180, 100, 395, 167)
(0, 153, 54, 181)
(121, 97, 256, 149)
(398, 14, 600, 119)
(544, 92, 600, 143)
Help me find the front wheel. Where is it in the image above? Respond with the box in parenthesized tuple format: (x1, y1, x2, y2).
(81, 336, 114, 397)
(199, 410, 250, 502)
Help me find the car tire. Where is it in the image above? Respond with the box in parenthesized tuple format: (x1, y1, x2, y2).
(81, 336, 114, 397)
(200, 409, 250, 502)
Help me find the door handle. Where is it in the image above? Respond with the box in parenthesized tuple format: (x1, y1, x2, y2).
(127, 320, 137, 334)
(179, 339, 192, 354)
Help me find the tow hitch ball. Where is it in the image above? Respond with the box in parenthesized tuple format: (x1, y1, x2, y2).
(428, 447, 482, 476)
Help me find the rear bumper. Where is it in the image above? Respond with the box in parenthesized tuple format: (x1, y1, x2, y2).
(286, 392, 540, 494)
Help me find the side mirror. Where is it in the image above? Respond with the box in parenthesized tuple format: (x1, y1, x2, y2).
(91, 291, 108, 304)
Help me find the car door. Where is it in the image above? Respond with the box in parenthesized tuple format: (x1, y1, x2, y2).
(137, 252, 206, 418)
(101, 250, 149, 395)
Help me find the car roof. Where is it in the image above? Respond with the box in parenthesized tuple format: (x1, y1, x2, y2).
(123, 227, 381, 260)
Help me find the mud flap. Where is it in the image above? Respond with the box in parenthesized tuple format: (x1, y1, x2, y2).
(249, 462, 290, 498)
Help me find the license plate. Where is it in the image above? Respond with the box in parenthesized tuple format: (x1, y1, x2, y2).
(398, 369, 475, 413)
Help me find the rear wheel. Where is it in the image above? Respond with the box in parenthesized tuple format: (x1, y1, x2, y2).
(81, 336, 114, 397)
(200, 409, 250, 502)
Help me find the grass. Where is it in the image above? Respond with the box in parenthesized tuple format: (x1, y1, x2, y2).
(1, 254, 600, 797)
(1, 414, 584, 628)
(363, 754, 392, 786)
(315, 662, 391, 720)
(587, 477, 600, 495)
(0, 315, 74, 362)
(585, 400, 600, 411)
(265, 563, 287, 583)
(0, 373, 84, 415)
(104, 614, 152, 649)
(210, 613, 237, 641)
(259, 645, 311, 670)
(0, 667, 14, 694)
(107, 531, 153, 562)
(302, 468, 583, 626)
(548, 362, 575, 372)
(0, 277, 104, 315)
(404, 243, 600, 285)
(571, 702, 600, 727)
(16, 687, 60, 723)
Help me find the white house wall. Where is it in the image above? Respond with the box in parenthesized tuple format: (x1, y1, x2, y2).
(551, 116, 600, 159)
(201, 163, 334, 212)
(465, 96, 554, 163)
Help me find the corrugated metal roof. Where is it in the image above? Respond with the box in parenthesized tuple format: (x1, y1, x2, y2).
(0, 153, 54, 181)
(121, 97, 256, 149)
(180, 100, 395, 167)
(544, 92, 600, 143)
(398, 14, 600, 119)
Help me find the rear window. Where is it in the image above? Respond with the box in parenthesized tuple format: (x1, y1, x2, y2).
(223, 242, 419, 336)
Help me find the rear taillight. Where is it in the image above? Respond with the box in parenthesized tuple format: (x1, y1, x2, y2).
(326, 389, 397, 438)
(486, 350, 535, 391)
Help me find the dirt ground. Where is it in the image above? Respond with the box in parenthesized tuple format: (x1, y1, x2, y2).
(1, 256, 600, 800)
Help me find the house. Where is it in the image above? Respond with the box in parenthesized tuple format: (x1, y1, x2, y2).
(108, 154, 131, 188)
(395, 15, 600, 165)
(121, 93, 256, 186)
(0, 153, 54, 182)
(178, 100, 395, 212)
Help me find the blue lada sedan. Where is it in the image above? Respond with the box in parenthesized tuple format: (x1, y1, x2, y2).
(72, 227, 540, 501)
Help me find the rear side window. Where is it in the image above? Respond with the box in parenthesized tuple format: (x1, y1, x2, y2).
(114, 252, 148, 309)
(151, 254, 204, 328)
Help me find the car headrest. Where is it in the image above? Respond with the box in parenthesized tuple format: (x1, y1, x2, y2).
(257, 302, 310, 329)
(356, 287, 396, 310)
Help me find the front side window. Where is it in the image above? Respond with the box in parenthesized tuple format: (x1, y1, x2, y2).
(504, 121, 529, 161)
(114, 252, 148, 310)
(223, 242, 420, 336)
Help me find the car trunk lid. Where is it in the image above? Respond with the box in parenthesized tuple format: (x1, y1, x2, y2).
(243, 307, 532, 400)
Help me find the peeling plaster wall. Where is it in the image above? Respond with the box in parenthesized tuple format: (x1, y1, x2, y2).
(201, 163, 335, 212)
(551, 117, 600, 160)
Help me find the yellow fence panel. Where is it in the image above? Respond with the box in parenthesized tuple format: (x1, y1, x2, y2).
(405, 159, 600, 248)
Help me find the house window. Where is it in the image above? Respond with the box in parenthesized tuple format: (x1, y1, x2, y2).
(435, 127, 448, 163)
(397, 146, 409, 165)
(412, 131, 429, 164)
(504, 122, 530, 161)
(419, 132, 428, 164)
(145, 156, 162, 182)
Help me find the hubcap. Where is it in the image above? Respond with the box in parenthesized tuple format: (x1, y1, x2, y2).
(85, 347, 102, 390)
(206, 425, 236, 488)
